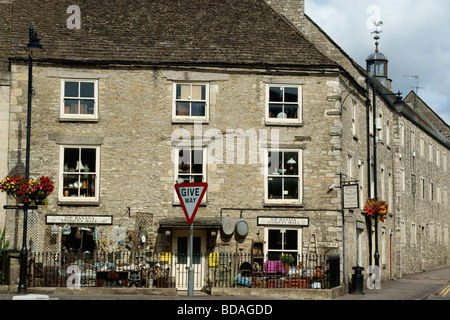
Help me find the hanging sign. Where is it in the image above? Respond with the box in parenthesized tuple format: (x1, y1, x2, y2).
(343, 184, 359, 209)
(174, 182, 208, 225)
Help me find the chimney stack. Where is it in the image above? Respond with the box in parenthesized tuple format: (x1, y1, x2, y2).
(265, 0, 305, 30)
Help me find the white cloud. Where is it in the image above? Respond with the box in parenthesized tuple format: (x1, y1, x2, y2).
(305, 0, 450, 125)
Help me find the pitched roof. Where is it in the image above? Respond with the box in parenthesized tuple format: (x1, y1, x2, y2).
(7, 0, 336, 68)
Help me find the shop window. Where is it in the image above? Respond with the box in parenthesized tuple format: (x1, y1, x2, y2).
(265, 228, 301, 263)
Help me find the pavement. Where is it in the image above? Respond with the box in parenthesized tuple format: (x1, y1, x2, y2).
(0, 266, 448, 301)
(337, 266, 450, 300)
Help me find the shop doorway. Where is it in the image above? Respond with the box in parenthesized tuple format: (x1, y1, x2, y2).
(62, 227, 95, 254)
(172, 229, 206, 290)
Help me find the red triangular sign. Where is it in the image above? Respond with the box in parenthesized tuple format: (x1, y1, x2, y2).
(174, 182, 208, 225)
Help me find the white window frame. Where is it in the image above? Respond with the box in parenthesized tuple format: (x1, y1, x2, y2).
(60, 79, 99, 121)
(265, 84, 302, 125)
(59, 145, 100, 204)
(264, 149, 303, 205)
(263, 227, 303, 260)
(172, 82, 209, 123)
(173, 146, 208, 203)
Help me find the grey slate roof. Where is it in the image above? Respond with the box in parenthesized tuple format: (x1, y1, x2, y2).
(7, 0, 336, 68)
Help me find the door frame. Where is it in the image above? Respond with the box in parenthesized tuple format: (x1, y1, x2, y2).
(171, 229, 207, 290)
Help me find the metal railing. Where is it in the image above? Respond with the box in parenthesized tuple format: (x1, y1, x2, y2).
(25, 251, 335, 290)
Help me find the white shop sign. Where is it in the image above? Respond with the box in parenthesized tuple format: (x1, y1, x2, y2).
(46, 215, 113, 225)
(257, 216, 309, 227)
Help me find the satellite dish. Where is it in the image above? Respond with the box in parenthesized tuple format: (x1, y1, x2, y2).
(111, 225, 126, 242)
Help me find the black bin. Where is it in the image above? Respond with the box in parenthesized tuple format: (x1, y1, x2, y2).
(350, 266, 364, 294)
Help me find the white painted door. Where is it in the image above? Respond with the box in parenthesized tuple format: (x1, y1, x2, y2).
(172, 230, 206, 290)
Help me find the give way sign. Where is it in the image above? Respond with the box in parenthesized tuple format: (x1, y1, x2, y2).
(174, 182, 208, 225)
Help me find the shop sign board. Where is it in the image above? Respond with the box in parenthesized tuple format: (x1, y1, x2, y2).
(257, 216, 309, 227)
(46, 215, 113, 225)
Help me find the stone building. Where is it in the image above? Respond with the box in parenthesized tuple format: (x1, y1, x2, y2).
(1, 0, 448, 291)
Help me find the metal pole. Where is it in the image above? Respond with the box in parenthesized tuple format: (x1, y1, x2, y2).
(18, 27, 34, 294)
(187, 222, 194, 296)
(372, 84, 380, 267)
(366, 79, 373, 267)
(340, 173, 346, 289)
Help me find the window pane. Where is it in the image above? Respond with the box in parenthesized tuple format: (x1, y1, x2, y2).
(269, 87, 283, 102)
(65, 82, 79, 97)
(191, 85, 204, 100)
(177, 237, 188, 264)
(284, 177, 298, 199)
(191, 150, 203, 173)
(64, 99, 79, 114)
(81, 148, 96, 172)
(191, 102, 205, 116)
(284, 87, 298, 102)
(80, 100, 95, 115)
(176, 102, 190, 116)
(269, 104, 283, 118)
(284, 104, 297, 119)
(284, 152, 298, 175)
(64, 148, 79, 171)
(177, 84, 190, 100)
(193, 237, 201, 264)
(80, 82, 94, 98)
(284, 230, 298, 250)
(178, 149, 190, 173)
(268, 229, 282, 250)
(268, 177, 282, 199)
(268, 151, 282, 174)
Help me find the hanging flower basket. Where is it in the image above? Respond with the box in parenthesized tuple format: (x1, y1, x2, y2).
(363, 197, 388, 222)
(0, 175, 54, 206)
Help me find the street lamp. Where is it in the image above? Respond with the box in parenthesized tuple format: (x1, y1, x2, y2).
(18, 24, 43, 294)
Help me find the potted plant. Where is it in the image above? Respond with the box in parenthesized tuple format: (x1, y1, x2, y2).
(363, 197, 389, 222)
(280, 254, 294, 272)
(0, 175, 54, 206)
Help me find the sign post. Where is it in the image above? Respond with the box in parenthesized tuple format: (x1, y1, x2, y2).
(174, 182, 207, 296)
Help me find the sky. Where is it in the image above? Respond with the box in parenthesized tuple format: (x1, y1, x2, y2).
(304, 0, 450, 126)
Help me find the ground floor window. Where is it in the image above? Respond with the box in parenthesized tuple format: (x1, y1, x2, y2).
(264, 227, 302, 264)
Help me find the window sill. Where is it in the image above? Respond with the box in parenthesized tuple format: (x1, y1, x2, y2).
(263, 202, 303, 208)
(265, 121, 303, 127)
(58, 200, 100, 206)
(172, 119, 209, 125)
(59, 118, 99, 123)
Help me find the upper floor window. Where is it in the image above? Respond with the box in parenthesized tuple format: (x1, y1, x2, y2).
(173, 83, 209, 122)
(59, 145, 100, 204)
(174, 147, 207, 203)
(266, 85, 302, 124)
(265, 149, 302, 204)
(60, 79, 98, 121)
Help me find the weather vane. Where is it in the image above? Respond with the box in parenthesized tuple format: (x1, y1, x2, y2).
(371, 21, 383, 52)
